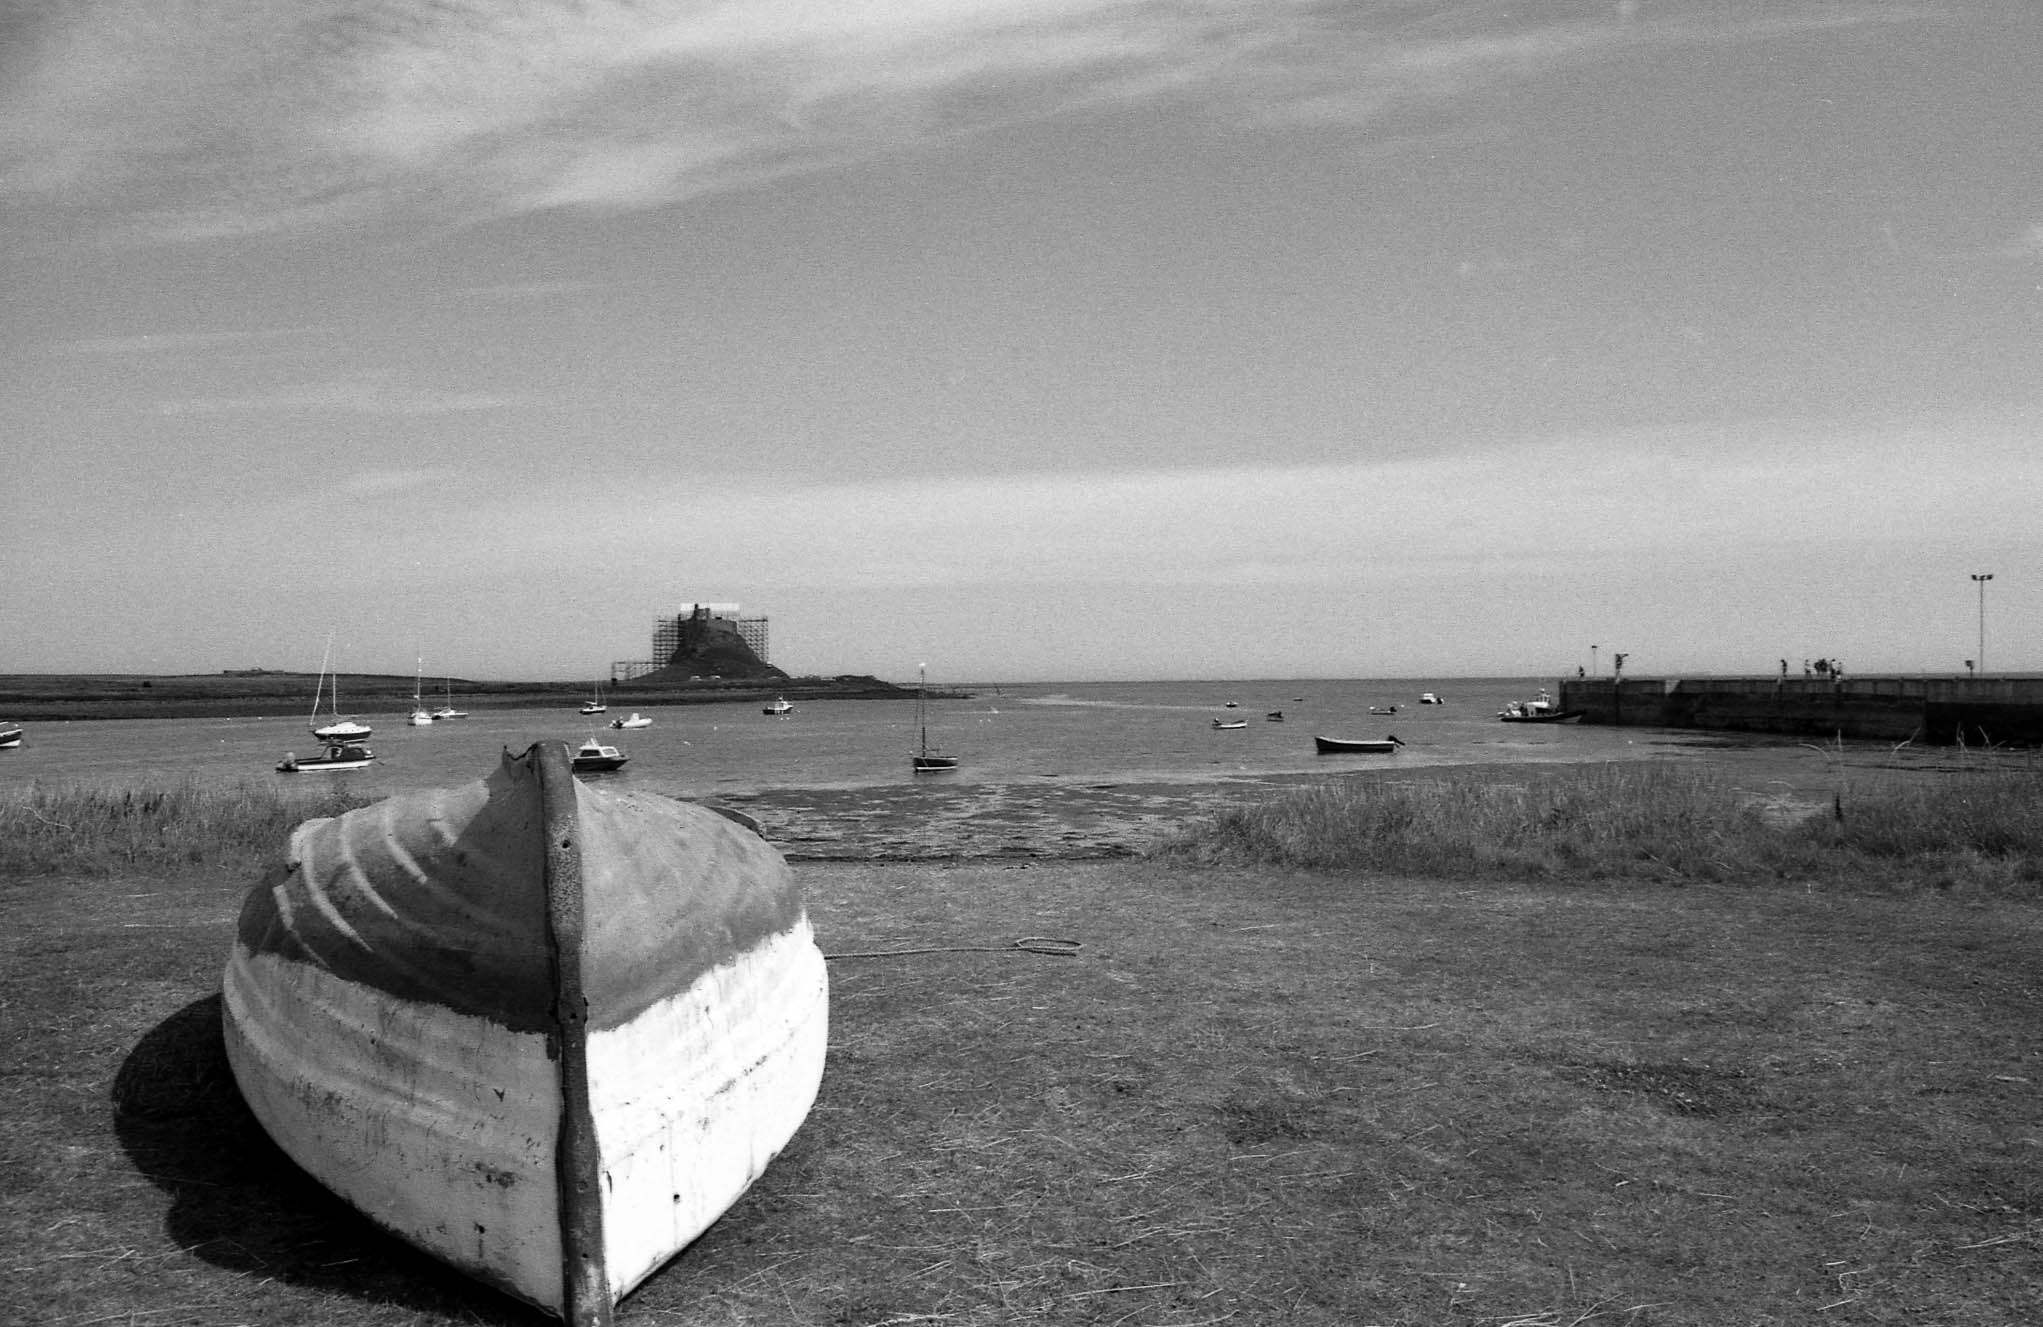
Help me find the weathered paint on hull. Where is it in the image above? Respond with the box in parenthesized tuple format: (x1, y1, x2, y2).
(220, 743, 828, 1323)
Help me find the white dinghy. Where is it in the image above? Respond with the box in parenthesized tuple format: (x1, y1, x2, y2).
(221, 741, 828, 1324)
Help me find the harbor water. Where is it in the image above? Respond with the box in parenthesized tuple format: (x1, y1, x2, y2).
(1, 677, 1731, 802)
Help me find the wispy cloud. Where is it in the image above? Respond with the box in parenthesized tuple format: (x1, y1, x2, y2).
(54, 328, 317, 356)
(156, 381, 518, 416)
(0, 1, 1932, 240)
(262, 411, 2030, 596)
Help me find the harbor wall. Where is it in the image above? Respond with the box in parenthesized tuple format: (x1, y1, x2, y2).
(1556, 676, 2043, 746)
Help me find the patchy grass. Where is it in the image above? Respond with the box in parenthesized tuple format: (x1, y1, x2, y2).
(0, 779, 376, 877)
(4, 839, 2040, 1325)
(1158, 760, 2043, 895)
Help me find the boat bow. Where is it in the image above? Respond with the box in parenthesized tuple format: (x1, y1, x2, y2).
(222, 742, 828, 1322)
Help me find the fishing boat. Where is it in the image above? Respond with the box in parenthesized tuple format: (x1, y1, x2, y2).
(1, 722, 24, 749)
(432, 677, 468, 721)
(762, 697, 793, 717)
(1498, 689, 1584, 724)
(608, 712, 652, 730)
(221, 742, 828, 1323)
(308, 640, 372, 741)
(571, 737, 629, 772)
(911, 665, 958, 772)
(580, 681, 607, 715)
(1212, 718, 1249, 730)
(276, 742, 375, 773)
(408, 658, 434, 727)
(1313, 734, 1404, 755)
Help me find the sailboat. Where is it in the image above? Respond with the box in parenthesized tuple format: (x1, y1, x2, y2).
(911, 664, 959, 773)
(408, 657, 434, 726)
(308, 639, 372, 742)
(580, 680, 607, 715)
(431, 677, 467, 721)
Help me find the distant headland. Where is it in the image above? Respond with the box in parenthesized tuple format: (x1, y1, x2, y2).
(0, 670, 921, 722)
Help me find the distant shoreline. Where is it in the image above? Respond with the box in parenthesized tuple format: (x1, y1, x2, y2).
(0, 672, 927, 722)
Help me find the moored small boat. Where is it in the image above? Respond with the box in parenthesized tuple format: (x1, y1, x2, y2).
(910, 665, 958, 771)
(1213, 718, 1249, 730)
(277, 742, 374, 772)
(408, 658, 434, 725)
(1498, 689, 1583, 724)
(571, 737, 629, 772)
(432, 677, 467, 720)
(1313, 734, 1404, 754)
(0, 722, 21, 749)
(221, 742, 828, 1323)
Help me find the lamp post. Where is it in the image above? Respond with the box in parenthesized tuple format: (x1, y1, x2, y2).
(1971, 573, 1993, 675)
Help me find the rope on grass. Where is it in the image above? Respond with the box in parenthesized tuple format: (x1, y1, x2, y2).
(824, 936, 1081, 961)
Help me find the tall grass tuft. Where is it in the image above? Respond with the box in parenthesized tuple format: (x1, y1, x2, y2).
(1160, 761, 2043, 894)
(0, 779, 376, 878)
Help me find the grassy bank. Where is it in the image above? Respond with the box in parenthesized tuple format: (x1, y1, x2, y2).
(0, 779, 377, 877)
(5, 853, 2039, 1326)
(4, 774, 2039, 1324)
(1160, 760, 2043, 896)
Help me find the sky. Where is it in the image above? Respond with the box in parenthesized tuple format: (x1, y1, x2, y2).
(4, 0, 2039, 684)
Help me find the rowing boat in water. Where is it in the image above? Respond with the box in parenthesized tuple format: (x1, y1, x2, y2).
(221, 742, 828, 1323)
(1313, 734, 1404, 754)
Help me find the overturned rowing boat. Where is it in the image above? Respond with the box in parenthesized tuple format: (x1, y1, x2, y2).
(220, 742, 828, 1324)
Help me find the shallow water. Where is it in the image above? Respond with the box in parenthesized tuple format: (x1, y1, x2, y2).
(0, 676, 1724, 798)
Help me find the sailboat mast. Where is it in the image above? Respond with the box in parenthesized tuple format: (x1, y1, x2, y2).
(310, 635, 333, 731)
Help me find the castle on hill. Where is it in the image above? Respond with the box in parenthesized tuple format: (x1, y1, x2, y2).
(613, 603, 785, 684)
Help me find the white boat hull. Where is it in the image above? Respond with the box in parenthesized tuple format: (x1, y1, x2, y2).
(221, 744, 827, 1322)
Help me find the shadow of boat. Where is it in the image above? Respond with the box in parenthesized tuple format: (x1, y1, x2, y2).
(110, 995, 548, 1323)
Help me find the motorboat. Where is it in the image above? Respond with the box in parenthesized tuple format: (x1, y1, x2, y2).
(221, 742, 828, 1322)
(277, 743, 375, 773)
(609, 713, 653, 730)
(1419, 692, 1443, 705)
(1498, 689, 1584, 724)
(763, 697, 794, 717)
(571, 738, 629, 772)
(1313, 734, 1404, 755)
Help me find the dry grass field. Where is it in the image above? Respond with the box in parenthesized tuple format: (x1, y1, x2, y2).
(6, 820, 2040, 1325)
